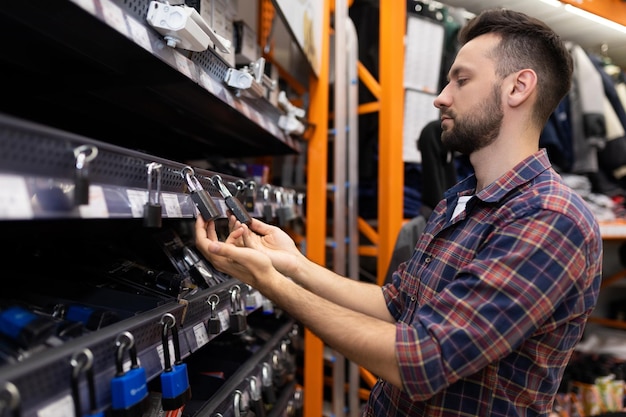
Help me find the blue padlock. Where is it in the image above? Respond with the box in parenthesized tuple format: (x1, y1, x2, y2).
(159, 313, 191, 410)
(110, 331, 149, 417)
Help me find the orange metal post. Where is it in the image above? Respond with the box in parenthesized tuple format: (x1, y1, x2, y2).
(377, 1, 406, 286)
(304, 0, 331, 416)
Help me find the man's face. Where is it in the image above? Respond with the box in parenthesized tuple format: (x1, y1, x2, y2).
(434, 34, 504, 155)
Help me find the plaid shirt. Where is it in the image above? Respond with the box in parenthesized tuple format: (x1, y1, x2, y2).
(363, 149, 603, 417)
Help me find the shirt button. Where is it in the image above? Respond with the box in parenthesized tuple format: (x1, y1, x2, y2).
(411, 296, 416, 302)
(424, 257, 431, 263)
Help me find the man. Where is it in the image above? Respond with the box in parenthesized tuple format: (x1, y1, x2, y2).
(195, 8, 603, 416)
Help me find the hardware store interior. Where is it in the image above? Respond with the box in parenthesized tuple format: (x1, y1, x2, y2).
(0, 0, 626, 416)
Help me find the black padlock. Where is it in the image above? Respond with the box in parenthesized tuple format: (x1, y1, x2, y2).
(260, 185, 274, 223)
(229, 285, 247, 334)
(211, 175, 252, 225)
(206, 294, 221, 335)
(143, 162, 162, 228)
(110, 331, 149, 417)
(243, 180, 257, 212)
(70, 348, 105, 417)
(275, 188, 290, 227)
(233, 389, 251, 417)
(73, 145, 98, 206)
(159, 313, 191, 410)
(260, 362, 276, 406)
(293, 386, 304, 417)
(249, 376, 266, 417)
(182, 166, 222, 222)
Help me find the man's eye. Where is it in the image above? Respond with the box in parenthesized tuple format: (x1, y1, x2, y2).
(457, 79, 467, 86)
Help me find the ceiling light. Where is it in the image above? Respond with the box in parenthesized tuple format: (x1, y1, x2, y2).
(563, 4, 626, 34)
(538, 0, 563, 7)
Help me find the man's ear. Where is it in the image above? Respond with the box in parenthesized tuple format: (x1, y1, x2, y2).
(507, 69, 537, 107)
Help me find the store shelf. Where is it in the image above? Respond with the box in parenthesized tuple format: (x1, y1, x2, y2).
(0, 0, 301, 162)
(0, 112, 302, 222)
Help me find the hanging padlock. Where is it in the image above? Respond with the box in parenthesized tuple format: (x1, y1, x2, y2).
(110, 331, 149, 417)
(159, 313, 191, 410)
(260, 362, 276, 406)
(293, 386, 304, 417)
(295, 192, 305, 219)
(284, 189, 297, 222)
(275, 188, 289, 227)
(73, 145, 98, 206)
(0, 381, 21, 417)
(243, 180, 257, 212)
(181, 166, 222, 222)
(143, 162, 163, 228)
(248, 376, 265, 417)
(260, 185, 274, 223)
(233, 389, 251, 417)
(280, 339, 296, 376)
(229, 284, 247, 334)
(206, 294, 221, 335)
(271, 349, 287, 387)
(234, 179, 247, 204)
(211, 175, 252, 225)
(70, 348, 105, 417)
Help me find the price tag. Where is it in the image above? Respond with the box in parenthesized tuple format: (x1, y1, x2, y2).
(127, 189, 148, 218)
(162, 193, 183, 218)
(193, 322, 210, 348)
(36, 394, 74, 417)
(0, 175, 33, 219)
(78, 185, 109, 218)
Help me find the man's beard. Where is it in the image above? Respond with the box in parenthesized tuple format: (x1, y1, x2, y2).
(441, 86, 503, 155)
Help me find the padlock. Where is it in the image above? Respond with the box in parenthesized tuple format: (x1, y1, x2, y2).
(70, 348, 105, 417)
(260, 362, 276, 406)
(182, 166, 222, 222)
(229, 285, 248, 334)
(243, 180, 257, 212)
(159, 313, 191, 410)
(271, 349, 287, 387)
(293, 386, 304, 417)
(280, 339, 297, 377)
(275, 188, 290, 227)
(0, 305, 57, 349)
(211, 175, 252, 225)
(73, 145, 98, 206)
(248, 376, 265, 417)
(110, 331, 149, 417)
(260, 184, 274, 223)
(206, 294, 221, 335)
(143, 162, 163, 228)
(233, 389, 251, 417)
(233, 179, 247, 204)
(0, 381, 21, 417)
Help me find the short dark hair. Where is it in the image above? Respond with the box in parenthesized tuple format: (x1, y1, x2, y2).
(458, 8, 573, 127)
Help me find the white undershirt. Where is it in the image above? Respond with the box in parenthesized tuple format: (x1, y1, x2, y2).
(452, 195, 472, 220)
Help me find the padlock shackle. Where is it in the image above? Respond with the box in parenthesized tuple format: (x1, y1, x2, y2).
(160, 313, 183, 371)
(181, 166, 204, 193)
(70, 348, 99, 416)
(146, 162, 163, 204)
(0, 381, 21, 416)
(114, 331, 137, 376)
